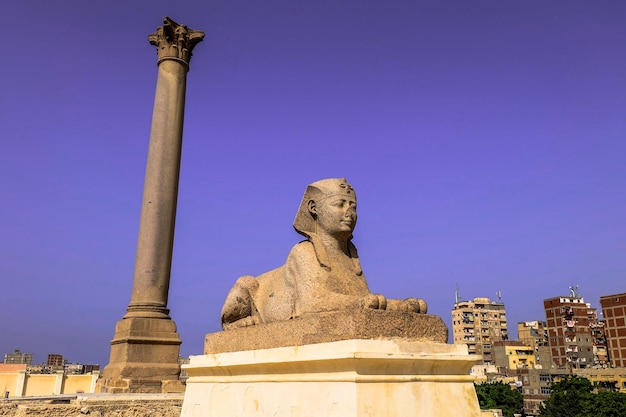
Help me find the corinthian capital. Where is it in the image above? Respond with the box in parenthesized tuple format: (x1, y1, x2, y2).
(148, 17, 205, 67)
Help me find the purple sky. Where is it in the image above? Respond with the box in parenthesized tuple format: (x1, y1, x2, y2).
(2, 1, 625, 366)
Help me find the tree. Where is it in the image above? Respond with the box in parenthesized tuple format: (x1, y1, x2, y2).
(578, 390, 626, 417)
(539, 376, 593, 417)
(475, 381, 524, 417)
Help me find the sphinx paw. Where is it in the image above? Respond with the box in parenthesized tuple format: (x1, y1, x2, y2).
(402, 298, 428, 314)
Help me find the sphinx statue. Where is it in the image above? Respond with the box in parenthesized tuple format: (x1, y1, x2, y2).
(221, 178, 427, 330)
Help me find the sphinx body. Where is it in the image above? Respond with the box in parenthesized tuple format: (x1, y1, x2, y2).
(221, 178, 426, 330)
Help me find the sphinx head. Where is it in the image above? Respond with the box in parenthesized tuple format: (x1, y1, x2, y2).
(293, 178, 357, 240)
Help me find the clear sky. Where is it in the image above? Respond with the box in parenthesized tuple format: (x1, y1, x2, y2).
(2, 1, 624, 367)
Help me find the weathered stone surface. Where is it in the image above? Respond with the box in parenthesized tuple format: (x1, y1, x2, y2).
(221, 178, 429, 331)
(183, 340, 482, 417)
(205, 309, 448, 354)
(0, 395, 183, 417)
(97, 317, 182, 393)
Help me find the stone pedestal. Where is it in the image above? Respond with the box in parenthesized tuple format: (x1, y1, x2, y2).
(97, 318, 184, 393)
(181, 339, 483, 417)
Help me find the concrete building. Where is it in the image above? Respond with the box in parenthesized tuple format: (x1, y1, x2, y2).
(589, 320, 610, 366)
(599, 292, 626, 367)
(517, 320, 553, 369)
(511, 368, 569, 416)
(575, 367, 626, 393)
(452, 297, 509, 364)
(518, 321, 548, 349)
(493, 341, 537, 370)
(3, 350, 33, 366)
(47, 354, 65, 368)
(544, 290, 607, 369)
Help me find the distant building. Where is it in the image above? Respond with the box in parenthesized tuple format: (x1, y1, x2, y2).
(451, 297, 509, 364)
(64, 363, 84, 375)
(575, 367, 626, 392)
(590, 321, 610, 366)
(47, 354, 65, 368)
(518, 321, 548, 349)
(544, 289, 607, 369)
(83, 364, 100, 374)
(517, 320, 553, 369)
(3, 350, 33, 366)
(600, 292, 626, 367)
(493, 341, 537, 370)
(512, 368, 570, 416)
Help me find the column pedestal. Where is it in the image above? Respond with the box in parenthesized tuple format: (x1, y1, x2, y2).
(97, 317, 183, 393)
(181, 339, 484, 417)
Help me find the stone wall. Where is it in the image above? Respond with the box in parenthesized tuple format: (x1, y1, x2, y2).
(0, 395, 183, 417)
(0, 372, 98, 398)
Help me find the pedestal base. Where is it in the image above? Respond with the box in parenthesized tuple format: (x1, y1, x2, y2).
(97, 317, 183, 394)
(182, 339, 483, 417)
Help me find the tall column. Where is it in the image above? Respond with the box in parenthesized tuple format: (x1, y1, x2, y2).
(98, 17, 204, 394)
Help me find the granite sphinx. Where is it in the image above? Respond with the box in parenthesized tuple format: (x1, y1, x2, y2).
(221, 178, 428, 330)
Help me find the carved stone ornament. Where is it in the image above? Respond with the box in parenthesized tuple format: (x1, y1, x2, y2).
(148, 16, 205, 68)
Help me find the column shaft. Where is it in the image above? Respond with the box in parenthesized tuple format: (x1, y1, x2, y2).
(126, 60, 188, 318)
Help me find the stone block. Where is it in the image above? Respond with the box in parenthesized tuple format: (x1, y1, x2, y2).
(205, 309, 448, 354)
(183, 339, 483, 417)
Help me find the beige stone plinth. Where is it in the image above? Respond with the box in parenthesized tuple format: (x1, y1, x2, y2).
(206, 309, 448, 353)
(97, 317, 182, 394)
(182, 339, 482, 417)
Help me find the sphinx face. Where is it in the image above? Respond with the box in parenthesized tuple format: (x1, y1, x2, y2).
(314, 195, 358, 238)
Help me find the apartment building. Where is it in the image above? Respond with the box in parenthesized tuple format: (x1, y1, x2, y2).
(544, 291, 607, 369)
(452, 297, 509, 364)
(599, 292, 626, 367)
(3, 350, 33, 366)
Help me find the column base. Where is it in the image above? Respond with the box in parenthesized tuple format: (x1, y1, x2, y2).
(97, 316, 182, 394)
(181, 339, 483, 417)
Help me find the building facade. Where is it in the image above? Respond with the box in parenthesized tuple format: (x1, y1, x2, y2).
(493, 341, 536, 370)
(47, 354, 65, 368)
(544, 293, 607, 369)
(518, 321, 548, 349)
(599, 292, 626, 367)
(517, 320, 553, 369)
(3, 350, 33, 366)
(512, 368, 570, 416)
(452, 297, 509, 364)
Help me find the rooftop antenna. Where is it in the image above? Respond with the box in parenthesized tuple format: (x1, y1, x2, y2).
(496, 290, 502, 302)
(569, 285, 580, 298)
